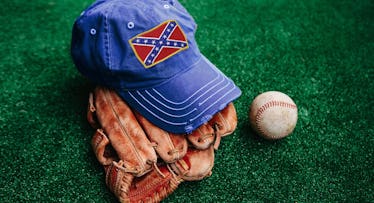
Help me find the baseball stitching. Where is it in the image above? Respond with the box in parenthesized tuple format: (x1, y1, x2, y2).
(255, 100, 297, 137)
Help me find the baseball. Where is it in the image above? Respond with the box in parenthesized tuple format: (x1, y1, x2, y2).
(249, 91, 298, 140)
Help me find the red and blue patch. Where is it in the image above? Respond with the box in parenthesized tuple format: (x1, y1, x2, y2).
(129, 20, 189, 68)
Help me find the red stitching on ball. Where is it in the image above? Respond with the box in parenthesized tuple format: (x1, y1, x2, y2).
(255, 101, 297, 137)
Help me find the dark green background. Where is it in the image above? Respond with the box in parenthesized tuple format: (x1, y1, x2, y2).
(1, 0, 373, 202)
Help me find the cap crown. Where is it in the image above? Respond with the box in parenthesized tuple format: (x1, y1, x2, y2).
(71, 0, 199, 90)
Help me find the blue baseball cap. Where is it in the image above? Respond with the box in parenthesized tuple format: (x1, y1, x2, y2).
(71, 0, 241, 133)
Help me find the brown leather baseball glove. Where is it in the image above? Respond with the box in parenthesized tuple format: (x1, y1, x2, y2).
(87, 86, 237, 203)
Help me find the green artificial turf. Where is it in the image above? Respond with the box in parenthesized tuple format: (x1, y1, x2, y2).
(1, 0, 373, 202)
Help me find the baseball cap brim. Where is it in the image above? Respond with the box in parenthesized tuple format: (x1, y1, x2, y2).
(117, 55, 241, 134)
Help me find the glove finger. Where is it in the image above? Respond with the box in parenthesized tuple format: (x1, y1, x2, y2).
(208, 102, 238, 137)
(170, 146, 214, 181)
(87, 92, 100, 129)
(208, 102, 238, 149)
(187, 103, 238, 150)
(94, 86, 157, 176)
(134, 111, 188, 163)
(91, 129, 117, 166)
(186, 123, 215, 150)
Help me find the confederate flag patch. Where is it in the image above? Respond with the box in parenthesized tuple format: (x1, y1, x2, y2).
(129, 20, 189, 68)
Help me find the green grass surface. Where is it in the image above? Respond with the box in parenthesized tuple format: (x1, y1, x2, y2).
(1, 0, 373, 202)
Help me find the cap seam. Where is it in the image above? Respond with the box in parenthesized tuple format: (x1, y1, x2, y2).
(104, 4, 114, 73)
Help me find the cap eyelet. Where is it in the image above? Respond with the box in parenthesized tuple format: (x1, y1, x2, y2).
(164, 4, 170, 9)
(90, 28, 96, 35)
(127, 22, 135, 29)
